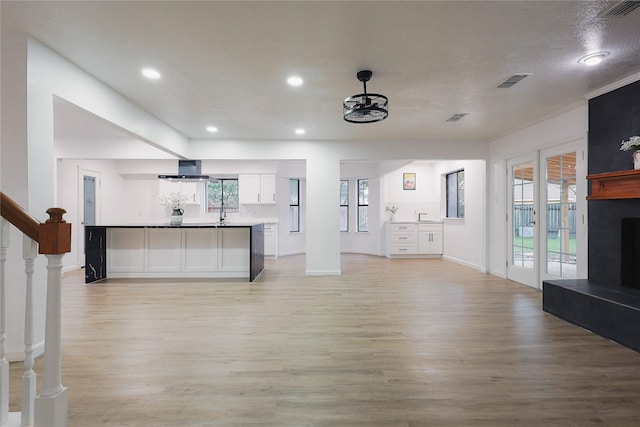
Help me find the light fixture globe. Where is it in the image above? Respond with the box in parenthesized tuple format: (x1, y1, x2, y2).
(343, 70, 389, 124)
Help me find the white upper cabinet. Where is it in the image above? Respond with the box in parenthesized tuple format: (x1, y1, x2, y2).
(158, 180, 201, 205)
(239, 174, 276, 204)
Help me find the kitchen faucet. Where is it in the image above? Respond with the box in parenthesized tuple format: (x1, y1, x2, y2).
(219, 199, 226, 223)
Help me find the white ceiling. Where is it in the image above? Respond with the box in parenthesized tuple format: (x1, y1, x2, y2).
(3, 1, 640, 143)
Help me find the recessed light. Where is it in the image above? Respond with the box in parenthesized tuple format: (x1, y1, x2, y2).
(141, 68, 161, 79)
(578, 51, 610, 66)
(287, 76, 303, 87)
(206, 126, 218, 133)
(295, 128, 305, 135)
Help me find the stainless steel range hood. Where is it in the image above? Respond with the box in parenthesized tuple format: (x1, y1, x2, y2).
(158, 160, 210, 181)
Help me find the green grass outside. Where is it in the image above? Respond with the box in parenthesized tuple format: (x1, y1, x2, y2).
(513, 237, 576, 254)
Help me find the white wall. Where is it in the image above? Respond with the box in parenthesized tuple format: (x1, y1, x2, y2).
(57, 159, 128, 270)
(381, 161, 440, 223)
(434, 160, 486, 272)
(487, 105, 589, 278)
(0, 33, 46, 360)
(276, 162, 306, 257)
(340, 162, 382, 255)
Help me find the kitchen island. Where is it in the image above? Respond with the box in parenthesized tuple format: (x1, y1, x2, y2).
(84, 223, 264, 283)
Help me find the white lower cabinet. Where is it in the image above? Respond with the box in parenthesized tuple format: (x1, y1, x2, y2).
(389, 223, 418, 255)
(182, 228, 218, 272)
(219, 228, 250, 271)
(264, 223, 278, 258)
(418, 223, 443, 255)
(107, 228, 145, 272)
(146, 228, 182, 272)
(107, 227, 249, 278)
(386, 222, 443, 258)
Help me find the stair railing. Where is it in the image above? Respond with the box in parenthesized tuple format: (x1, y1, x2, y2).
(0, 192, 71, 427)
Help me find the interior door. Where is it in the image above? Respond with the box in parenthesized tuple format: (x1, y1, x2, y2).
(507, 153, 539, 288)
(540, 141, 587, 281)
(78, 168, 101, 267)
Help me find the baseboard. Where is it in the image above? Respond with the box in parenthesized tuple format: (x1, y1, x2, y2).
(339, 250, 382, 257)
(277, 250, 305, 257)
(8, 340, 44, 362)
(305, 269, 342, 276)
(442, 255, 487, 273)
(62, 265, 78, 275)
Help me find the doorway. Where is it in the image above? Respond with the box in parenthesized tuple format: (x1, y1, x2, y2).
(506, 139, 587, 289)
(540, 143, 587, 281)
(507, 153, 539, 288)
(78, 168, 100, 267)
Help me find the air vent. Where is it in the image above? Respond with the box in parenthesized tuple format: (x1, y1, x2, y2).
(598, 1, 640, 18)
(497, 74, 530, 89)
(446, 113, 468, 122)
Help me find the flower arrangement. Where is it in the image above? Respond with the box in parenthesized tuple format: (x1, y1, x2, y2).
(620, 136, 640, 152)
(159, 192, 189, 211)
(385, 206, 398, 215)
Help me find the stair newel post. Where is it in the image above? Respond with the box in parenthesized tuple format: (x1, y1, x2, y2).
(22, 235, 38, 426)
(0, 218, 9, 425)
(34, 208, 71, 427)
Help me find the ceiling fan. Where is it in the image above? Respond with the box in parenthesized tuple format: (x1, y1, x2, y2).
(343, 70, 389, 124)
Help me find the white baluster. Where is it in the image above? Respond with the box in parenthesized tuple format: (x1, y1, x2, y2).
(34, 254, 67, 427)
(22, 236, 37, 427)
(0, 218, 10, 425)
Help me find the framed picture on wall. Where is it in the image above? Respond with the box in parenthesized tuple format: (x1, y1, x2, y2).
(403, 173, 416, 190)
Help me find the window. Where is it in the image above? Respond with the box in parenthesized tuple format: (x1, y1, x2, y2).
(446, 170, 465, 218)
(340, 180, 349, 232)
(207, 179, 238, 214)
(357, 179, 368, 232)
(289, 179, 300, 232)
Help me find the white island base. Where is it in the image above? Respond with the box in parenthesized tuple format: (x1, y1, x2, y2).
(85, 224, 264, 282)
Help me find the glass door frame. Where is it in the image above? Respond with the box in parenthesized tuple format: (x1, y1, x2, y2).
(539, 140, 588, 282)
(507, 152, 540, 289)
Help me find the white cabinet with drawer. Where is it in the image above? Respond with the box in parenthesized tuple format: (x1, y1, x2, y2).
(385, 222, 443, 258)
(389, 223, 418, 255)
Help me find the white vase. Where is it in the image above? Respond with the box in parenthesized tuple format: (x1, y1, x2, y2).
(634, 150, 640, 170)
(170, 208, 183, 225)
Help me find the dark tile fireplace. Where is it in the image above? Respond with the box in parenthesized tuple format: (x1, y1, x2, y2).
(543, 79, 640, 352)
(621, 218, 640, 289)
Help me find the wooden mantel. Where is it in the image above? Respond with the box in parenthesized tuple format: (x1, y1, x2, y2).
(587, 169, 640, 200)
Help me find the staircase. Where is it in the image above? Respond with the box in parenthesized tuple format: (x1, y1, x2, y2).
(0, 192, 71, 427)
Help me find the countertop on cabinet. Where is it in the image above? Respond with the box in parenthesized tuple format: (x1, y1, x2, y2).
(85, 222, 263, 228)
(387, 220, 443, 224)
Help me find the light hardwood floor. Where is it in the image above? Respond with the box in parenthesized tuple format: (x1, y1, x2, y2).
(9, 255, 640, 426)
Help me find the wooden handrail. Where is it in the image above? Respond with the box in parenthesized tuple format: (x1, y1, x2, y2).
(0, 192, 71, 254)
(0, 191, 39, 241)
